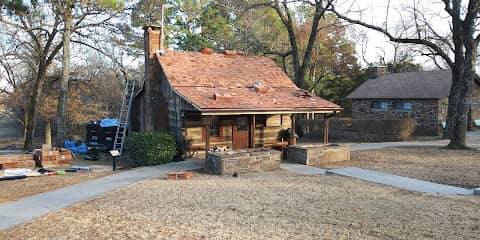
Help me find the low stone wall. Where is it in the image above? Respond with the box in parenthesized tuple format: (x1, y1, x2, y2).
(287, 144, 350, 167)
(206, 148, 281, 175)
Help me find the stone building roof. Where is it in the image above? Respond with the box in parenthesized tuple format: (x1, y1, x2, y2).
(347, 71, 452, 99)
(157, 50, 342, 114)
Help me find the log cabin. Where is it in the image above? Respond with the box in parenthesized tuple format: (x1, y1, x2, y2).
(132, 25, 342, 157)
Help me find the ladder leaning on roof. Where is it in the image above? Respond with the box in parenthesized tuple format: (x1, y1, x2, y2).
(113, 80, 135, 156)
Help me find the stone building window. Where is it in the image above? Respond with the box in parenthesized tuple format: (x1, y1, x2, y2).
(394, 102, 412, 110)
(371, 101, 388, 110)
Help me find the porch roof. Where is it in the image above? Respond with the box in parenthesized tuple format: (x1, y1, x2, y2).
(157, 50, 342, 114)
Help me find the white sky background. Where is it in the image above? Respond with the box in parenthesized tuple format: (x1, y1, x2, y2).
(337, 0, 452, 69)
(0, 0, 475, 90)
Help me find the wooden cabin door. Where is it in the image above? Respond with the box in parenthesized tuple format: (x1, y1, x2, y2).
(233, 116, 250, 149)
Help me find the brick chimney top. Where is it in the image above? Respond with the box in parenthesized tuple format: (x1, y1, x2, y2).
(143, 25, 162, 30)
(368, 65, 387, 79)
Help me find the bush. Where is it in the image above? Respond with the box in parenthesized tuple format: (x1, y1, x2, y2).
(126, 132, 177, 166)
(353, 119, 417, 141)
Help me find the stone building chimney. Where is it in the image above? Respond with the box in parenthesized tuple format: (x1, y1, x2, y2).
(367, 65, 387, 79)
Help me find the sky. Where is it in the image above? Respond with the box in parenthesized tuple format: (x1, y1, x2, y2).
(337, 0, 452, 69)
(0, 0, 475, 91)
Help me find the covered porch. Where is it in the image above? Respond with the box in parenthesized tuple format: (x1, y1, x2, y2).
(182, 110, 336, 158)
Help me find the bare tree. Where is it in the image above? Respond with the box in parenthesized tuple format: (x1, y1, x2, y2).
(0, 2, 65, 150)
(0, 1, 124, 150)
(332, 0, 480, 149)
(52, 0, 124, 146)
(248, 0, 335, 88)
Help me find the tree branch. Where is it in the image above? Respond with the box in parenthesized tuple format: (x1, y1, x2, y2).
(330, 8, 454, 68)
(263, 50, 292, 57)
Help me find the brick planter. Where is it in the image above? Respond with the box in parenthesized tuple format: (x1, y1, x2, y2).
(206, 148, 281, 175)
(0, 154, 36, 169)
(287, 144, 350, 167)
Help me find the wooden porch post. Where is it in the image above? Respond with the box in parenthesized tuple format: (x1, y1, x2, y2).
(251, 115, 256, 148)
(204, 116, 211, 162)
(291, 114, 296, 145)
(305, 112, 310, 135)
(323, 114, 330, 144)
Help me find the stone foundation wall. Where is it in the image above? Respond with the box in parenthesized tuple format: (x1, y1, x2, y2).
(351, 99, 441, 135)
(287, 145, 350, 167)
(206, 149, 281, 175)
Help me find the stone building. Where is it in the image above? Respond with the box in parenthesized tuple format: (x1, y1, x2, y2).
(347, 66, 480, 135)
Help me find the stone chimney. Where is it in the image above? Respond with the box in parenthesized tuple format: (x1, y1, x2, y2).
(144, 25, 162, 76)
(367, 65, 387, 79)
(142, 25, 162, 132)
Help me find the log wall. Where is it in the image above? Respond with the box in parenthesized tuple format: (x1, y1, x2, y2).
(183, 114, 292, 153)
(254, 114, 291, 146)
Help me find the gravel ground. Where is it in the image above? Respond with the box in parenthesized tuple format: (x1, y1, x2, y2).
(0, 169, 113, 203)
(318, 146, 480, 189)
(1, 170, 479, 239)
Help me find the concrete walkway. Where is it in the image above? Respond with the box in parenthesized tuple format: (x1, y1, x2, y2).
(350, 130, 480, 151)
(350, 140, 448, 151)
(280, 162, 326, 175)
(0, 160, 202, 230)
(280, 162, 474, 195)
(326, 167, 474, 195)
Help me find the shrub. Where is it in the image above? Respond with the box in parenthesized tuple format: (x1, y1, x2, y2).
(126, 132, 177, 166)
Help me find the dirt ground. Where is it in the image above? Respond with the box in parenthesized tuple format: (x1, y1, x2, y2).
(0, 149, 116, 204)
(0, 170, 113, 203)
(0, 170, 479, 240)
(319, 146, 480, 188)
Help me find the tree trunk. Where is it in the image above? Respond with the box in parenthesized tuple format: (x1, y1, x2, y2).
(297, 3, 325, 89)
(445, 1, 477, 149)
(282, 2, 327, 89)
(56, 12, 72, 146)
(45, 120, 52, 145)
(23, 113, 28, 140)
(24, 65, 47, 151)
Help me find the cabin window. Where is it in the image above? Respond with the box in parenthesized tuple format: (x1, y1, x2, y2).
(371, 101, 388, 110)
(209, 118, 221, 137)
(394, 102, 412, 110)
(255, 116, 267, 128)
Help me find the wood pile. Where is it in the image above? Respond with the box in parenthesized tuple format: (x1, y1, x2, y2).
(167, 171, 193, 180)
(0, 154, 36, 169)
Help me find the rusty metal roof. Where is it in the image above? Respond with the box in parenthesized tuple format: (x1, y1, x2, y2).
(157, 50, 341, 113)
